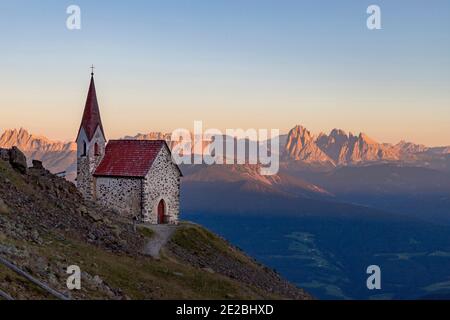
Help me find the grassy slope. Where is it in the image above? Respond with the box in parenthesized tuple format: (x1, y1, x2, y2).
(0, 159, 309, 300)
(0, 219, 291, 300)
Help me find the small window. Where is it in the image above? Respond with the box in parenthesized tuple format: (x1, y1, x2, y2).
(81, 141, 87, 157)
(94, 143, 100, 156)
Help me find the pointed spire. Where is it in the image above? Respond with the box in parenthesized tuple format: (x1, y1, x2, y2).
(77, 72, 105, 141)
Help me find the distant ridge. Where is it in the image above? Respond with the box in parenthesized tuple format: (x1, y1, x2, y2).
(284, 124, 450, 169)
(1, 125, 449, 183)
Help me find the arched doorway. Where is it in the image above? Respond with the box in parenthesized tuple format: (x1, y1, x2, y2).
(157, 199, 166, 224)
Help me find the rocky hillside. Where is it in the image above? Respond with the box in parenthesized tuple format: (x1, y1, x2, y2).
(0, 129, 76, 181)
(0, 148, 310, 300)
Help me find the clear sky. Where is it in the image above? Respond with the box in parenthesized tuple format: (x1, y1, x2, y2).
(0, 0, 449, 146)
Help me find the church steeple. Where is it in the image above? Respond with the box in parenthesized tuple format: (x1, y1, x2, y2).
(77, 71, 105, 141)
(76, 69, 107, 200)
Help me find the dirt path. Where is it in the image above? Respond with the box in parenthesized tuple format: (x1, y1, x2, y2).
(142, 225, 178, 258)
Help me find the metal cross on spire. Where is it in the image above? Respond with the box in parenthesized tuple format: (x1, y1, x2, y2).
(90, 64, 95, 76)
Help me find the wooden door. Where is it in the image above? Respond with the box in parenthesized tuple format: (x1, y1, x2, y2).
(157, 200, 165, 224)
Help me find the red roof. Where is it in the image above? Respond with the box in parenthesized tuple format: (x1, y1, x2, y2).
(94, 140, 166, 178)
(76, 75, 105, 141)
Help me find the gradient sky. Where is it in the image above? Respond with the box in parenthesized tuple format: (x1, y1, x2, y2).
(0, 0, 449, 145)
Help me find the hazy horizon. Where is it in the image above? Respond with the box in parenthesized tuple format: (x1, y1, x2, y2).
(1, 0, 449, 145)
(1, 124, 449, 148)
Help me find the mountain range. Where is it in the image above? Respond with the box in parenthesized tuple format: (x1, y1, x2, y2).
(284, 125, 450, 169)
(2, 126, 450, 205)
(2, 126, 449, 181)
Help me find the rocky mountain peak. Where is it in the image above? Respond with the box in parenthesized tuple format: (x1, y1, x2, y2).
(395, 141, 428, 154)
(330, 128, 348, 139)
(358, 132, 377, 145)
(285, 125, 403, 165)
(285, 125, 334, 165)
(287, 125, 314, 145)
(0, 128, 76, 152)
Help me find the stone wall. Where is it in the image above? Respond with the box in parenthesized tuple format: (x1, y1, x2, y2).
(77, 156, 94, 200)
(142, 145, 181, 224)
(76, 127, 106, 201)
(95, 177, 142, 219)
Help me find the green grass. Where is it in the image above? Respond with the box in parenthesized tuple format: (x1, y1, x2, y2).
(26, 228, 270, 300)
(0, 263, 54, 300)
(1, 223, 282, 299)
(137, 226, 155, 239)
(170, 223, 250, 265)
(0, 161, 27, 189)
(0, 161, 36, 198)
